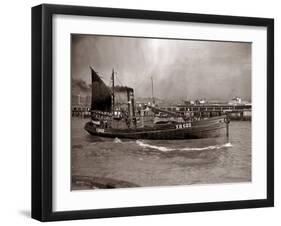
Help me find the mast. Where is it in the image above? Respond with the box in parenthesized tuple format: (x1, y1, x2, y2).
(151, 76, 155, 105)
(111, 68, 115, 112)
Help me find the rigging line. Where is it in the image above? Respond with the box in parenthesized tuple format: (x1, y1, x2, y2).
(105, 78, 112, 86)
(101, 72, 121, 87)
(131, 74, 149, 99)
(95, 71, 112, 86)
(97, 72, 116, 94)
(95, 72, 110, 85)
(115, 72, 125, 87)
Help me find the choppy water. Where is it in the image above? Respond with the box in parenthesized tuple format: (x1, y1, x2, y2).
(71, 118, 251, 189)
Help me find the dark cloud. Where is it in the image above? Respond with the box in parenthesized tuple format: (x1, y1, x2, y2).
(71, 34, 251, 101)
(114, 85, 133, 92)
(72, 78, 91, 94)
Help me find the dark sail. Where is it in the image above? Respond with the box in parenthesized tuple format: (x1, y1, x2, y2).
(90, 67, 112, 112)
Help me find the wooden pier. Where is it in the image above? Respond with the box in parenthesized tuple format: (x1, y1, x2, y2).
(160, 104, 252, 121)
(72, 103, 252, 121)
(72, 106, 91, 117)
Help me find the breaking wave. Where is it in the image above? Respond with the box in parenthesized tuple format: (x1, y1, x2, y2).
(136, 140, 232, 152)
(114, 137, 122, 143)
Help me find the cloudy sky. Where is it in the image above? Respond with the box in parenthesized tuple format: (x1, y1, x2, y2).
(71, 34, 251, 101)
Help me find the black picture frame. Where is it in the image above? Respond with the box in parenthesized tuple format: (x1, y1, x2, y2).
(32, 4, 274, 222)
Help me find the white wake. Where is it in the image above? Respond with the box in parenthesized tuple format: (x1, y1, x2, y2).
(136, 140, 232, 152)
(114, 137, 122, 143)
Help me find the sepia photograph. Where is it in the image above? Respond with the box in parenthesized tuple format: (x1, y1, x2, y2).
(71, 34, 252, 190)
(31, 4, 274, 221)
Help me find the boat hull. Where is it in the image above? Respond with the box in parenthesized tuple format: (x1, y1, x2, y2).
(85, 116, 229, 140)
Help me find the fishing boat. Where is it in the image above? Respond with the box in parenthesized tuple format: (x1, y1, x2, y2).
(84, 67, 230, 140)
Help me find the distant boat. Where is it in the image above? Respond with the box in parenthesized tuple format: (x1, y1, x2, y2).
(84, 67, 230, 140)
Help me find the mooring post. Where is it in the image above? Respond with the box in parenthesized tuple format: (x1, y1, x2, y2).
(226, 121, 229, 138)
(226, 114, 230, 140)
